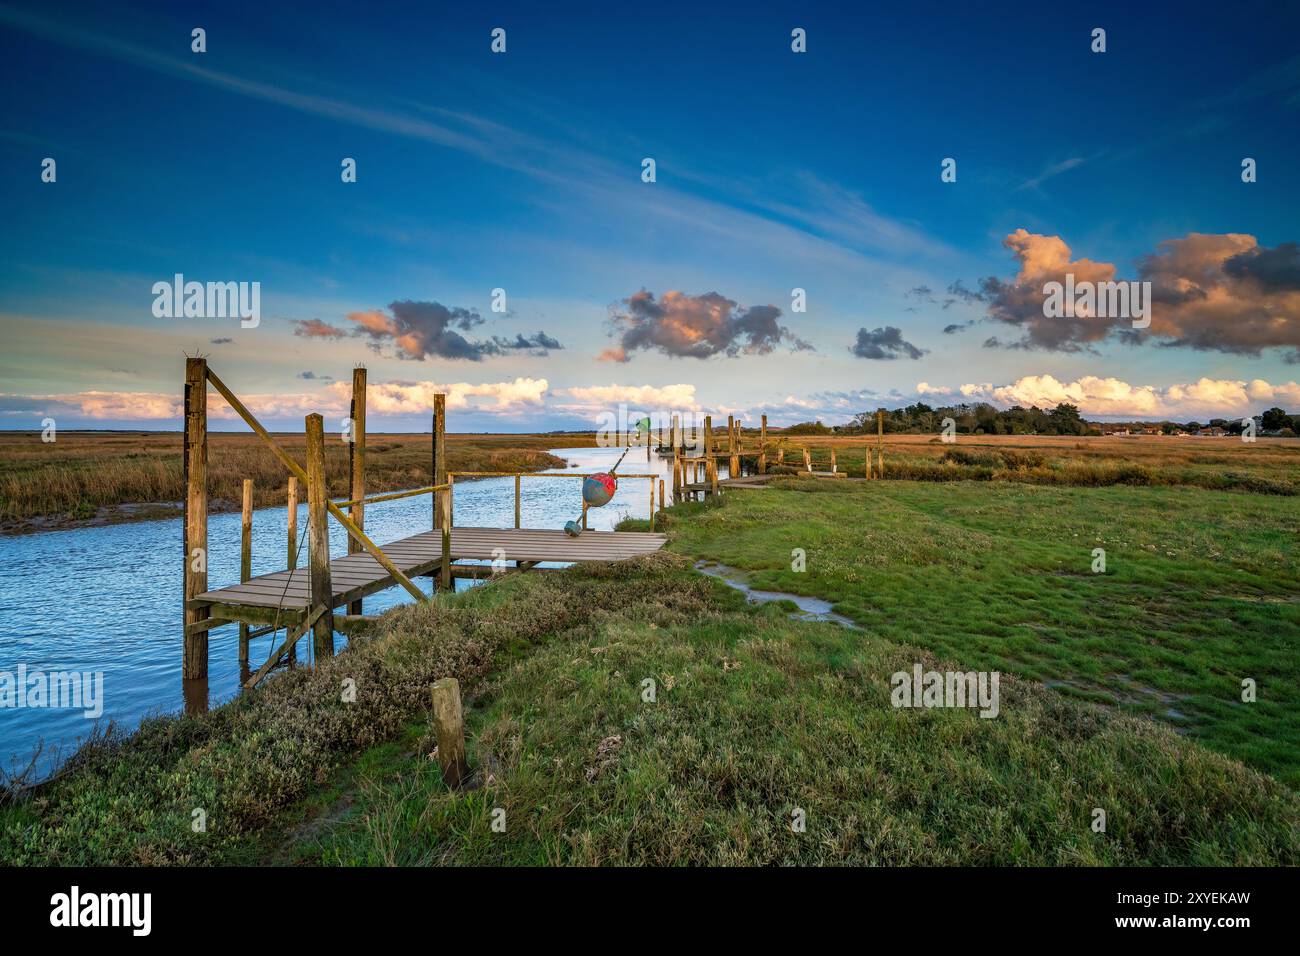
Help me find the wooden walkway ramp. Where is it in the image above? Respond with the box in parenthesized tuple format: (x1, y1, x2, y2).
(192, 527, 667, 619)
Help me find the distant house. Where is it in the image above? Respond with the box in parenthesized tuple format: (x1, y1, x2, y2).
(1200, 427, 1227, 437)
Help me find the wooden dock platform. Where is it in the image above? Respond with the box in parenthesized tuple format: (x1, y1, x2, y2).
(191, 527, 668, 621)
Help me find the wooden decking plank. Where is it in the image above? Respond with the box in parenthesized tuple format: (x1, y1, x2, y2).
(194, 526, 666, 608)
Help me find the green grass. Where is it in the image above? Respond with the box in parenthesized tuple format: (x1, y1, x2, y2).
(291, 556, 1297, 866)
(661, 480, 1300, 785)
(5, 480, 1297, 866)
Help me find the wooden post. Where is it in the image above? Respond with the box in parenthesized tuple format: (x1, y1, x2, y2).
(347, 368, 366, 615)
(778, 446, 785, 465)
(830, 448, 838, 474)
(704, 415, 713, 460)
(672, 450, 682, 503)
(305, 413, 334, 659)
(879, 449, 886, 479)
(728, 415, 739, 478)
(707, 457, 719, 497)
(759, 414, 768, 474)
(865, 447, 873, 480)
(239, 478, 253, 665)
(182, 357, 209, 681)
(432, 393, 446, 529)
(582, 500, 588, 529)
(671, 413, 679, 453)
(803, 447, 813, 473)
(659, 479, 665, 522)
(287, 476, 299, 568)
(439, 488, 451, 593)
(514, 474, 521, 529)
(430, 677, 469, 789)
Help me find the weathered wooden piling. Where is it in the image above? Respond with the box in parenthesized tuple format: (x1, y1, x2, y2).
(758, 414, 768, 474)
(304, 413, 334, 659)
(347, 368, 367, 615)
(182, 357, 209, 681)
(430, 677, 469, 788)
(286, 476, 299, 567)
(239, 478, 253, 664)
(432, 392, 446, 530)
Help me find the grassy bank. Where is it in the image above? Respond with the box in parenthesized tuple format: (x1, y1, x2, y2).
(0, 431, 591, 531)
(658, 479, 1300, 785)
(3, 513, 1297, 864)
(760, 433, 1299, 496)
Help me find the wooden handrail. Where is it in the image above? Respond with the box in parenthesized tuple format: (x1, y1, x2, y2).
(337, 483, 451, 509)
(448, 471, 659, 479)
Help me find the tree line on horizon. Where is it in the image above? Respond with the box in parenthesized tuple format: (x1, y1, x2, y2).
(781, 403, 1300, 438)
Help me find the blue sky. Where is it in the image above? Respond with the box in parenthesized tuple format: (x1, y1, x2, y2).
(2, 0, 1299, 430)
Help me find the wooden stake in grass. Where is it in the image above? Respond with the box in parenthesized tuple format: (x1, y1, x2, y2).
(430, 677, 469, 788)
(758, 414, 767, 474)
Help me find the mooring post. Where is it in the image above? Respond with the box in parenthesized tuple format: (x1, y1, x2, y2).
(514, 473, 521, 529)
(672, 449, 681, 503)
(183, 357, 209, 681)
(347, 367, 367, 615)
(671, 413, 679, 453)
(728, 415, 738, 478)
(287, 476, 299, 567)
(285, 476, 299, 662)
(432, 393, 446, 530)
(759, 414, 768, 474)
(658, 479, 665, 523)
(239, 478, 253, 665)
(304, 413, 334, 659)
(430, 677, 469, 788)
(439, 487, 451, 593)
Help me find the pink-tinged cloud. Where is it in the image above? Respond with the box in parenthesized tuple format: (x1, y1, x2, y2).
(602, 290, 811, 362)
(960, 231, 1300, 357)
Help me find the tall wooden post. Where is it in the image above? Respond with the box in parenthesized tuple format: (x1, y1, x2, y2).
(830, 448, 838, 474)
(514, 474, 521, 529)
(182, 357, 209, 681)
(704, 415, 713, 472)
(759, 414, 768, 474)
(286, 476, 299, 663)
(348, 368, 366, 615)
(305, 413, 334, 659)
(239, 478, 253, 664)
(658, 479, 665, 522)
(727, 415, 738, 478)
(432, 393, 446, 530)
(672, 450, 682, 502)
(671, 413, 679, 453)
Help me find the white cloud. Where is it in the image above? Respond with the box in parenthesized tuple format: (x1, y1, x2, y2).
(561, 384, 699, 409)
(916, 374, 1300, 418)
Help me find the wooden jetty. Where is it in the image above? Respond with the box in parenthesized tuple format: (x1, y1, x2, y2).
(181, 358, 666, 691)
